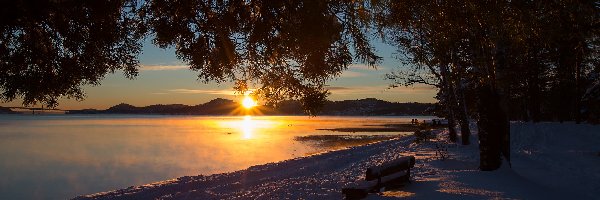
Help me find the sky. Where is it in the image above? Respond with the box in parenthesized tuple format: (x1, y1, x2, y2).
(1, 39, 438, 110)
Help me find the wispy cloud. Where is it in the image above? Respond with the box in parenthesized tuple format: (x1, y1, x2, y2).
(326, 86, 386, 95)
(340, 70, 366, 78)
(140, 65, 189, 71)
(167, 89, 235, 95)
(348, 64, 385, 70)
(339, 64, 388, 78)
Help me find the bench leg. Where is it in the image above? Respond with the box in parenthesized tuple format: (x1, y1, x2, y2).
(407, 168, 411, 183)
(342, 188, 368, 200)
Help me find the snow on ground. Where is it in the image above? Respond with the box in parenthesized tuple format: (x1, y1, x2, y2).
(74, 122, 600, 200)
(371, 122, 599, 199)
(510, 122, 600, 199)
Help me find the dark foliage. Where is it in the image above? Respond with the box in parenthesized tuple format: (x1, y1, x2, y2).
(142, 0, 381, 115)
(375, 0, 599, 170)
(0, 0, 145, 107)
(0, 0, 381, 116)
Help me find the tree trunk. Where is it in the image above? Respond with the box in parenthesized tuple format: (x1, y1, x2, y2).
(574, 41, 583, 124)
(456, 78, 471, 145)
(556, 22, 578, 122)
(477, 85, 509, 171)
(445, 85, 458, 143)
(478, 39, 511, 171)
(528, 67, 541, 122)
(447, 107, 458, 142)
(458, 100, 471, 145)
(441, 64, 457, 142)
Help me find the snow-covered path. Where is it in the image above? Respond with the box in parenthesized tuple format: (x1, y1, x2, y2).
(510, 122, 600, 199)
(75, 122, 600, 199)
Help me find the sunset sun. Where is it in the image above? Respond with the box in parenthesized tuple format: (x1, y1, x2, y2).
(242, 96, 257, 109)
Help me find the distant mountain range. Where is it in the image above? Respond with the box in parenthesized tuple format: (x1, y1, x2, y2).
(60, 98, 434, 116)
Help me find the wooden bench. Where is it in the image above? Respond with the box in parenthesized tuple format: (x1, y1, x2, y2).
(342, 156, 415, 200)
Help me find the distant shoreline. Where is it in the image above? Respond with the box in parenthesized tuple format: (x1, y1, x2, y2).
(0, 113, 435, 117)
(2, 98, 435, 116)
(66, 98, 434, 116)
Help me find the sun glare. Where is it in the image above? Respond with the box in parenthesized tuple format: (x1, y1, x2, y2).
(242, 115, 254, 139)
(242, 96, 257, 109)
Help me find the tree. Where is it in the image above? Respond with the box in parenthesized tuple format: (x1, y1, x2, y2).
(377, 0, 472, 144)
(143, 0, 381, 114)
(376, 0, 599, 170)
(0, 0, 145, 107)
(0, 0, 381, 115)
(374, 0, 514, 170)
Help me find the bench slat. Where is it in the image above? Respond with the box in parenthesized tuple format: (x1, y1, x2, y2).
(365, 156, 415, 181)
(343, 156, 416, 199)
(343, 170, 409, 199)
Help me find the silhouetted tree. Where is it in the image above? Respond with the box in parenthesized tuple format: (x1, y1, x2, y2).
(377, 0, 471, 144)
(0, 0, 381, 115)
(142, 0, 380, 114)
(0, 0, 145, 107)
(376, 0, 599, 170)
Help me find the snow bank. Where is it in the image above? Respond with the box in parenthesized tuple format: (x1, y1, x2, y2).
(511, 122, 600, 199)
(369, 122, 599, 199)
(74, 122, 600, 200)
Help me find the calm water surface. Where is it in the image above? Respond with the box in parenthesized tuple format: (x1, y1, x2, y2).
(0, 115, 431, 199)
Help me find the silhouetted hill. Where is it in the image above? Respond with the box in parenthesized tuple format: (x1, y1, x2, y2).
(180, 98, 239, 115)
(106, 103, 140, 113)
(66, 98, 434, 116)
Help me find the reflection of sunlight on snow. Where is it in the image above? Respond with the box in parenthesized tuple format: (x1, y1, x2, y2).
(438, 180, 503, 197)
(381, 190, 415, 198)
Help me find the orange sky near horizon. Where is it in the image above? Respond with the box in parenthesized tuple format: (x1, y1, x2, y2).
(0, 40, 438, 110)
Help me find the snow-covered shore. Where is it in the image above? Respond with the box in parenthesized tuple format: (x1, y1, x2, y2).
(74, 122, 600, 199)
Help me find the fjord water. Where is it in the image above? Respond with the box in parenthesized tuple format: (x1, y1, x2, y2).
(0, 115, 430, 199)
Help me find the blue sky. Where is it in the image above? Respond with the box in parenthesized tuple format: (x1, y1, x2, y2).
(1, 39, 437, 109)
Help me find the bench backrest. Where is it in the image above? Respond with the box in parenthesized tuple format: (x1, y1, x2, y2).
(365, 156, 415, 181)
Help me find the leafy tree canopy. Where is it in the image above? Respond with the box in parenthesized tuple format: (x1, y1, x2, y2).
(0, 0, 145, 107)
(144, 0, 380, 114)
(0, 0, 381, 114)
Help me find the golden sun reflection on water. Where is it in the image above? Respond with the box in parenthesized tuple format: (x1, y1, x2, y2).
(218, 115, 280, 140)
(0, 115, 427, 200)
(242, 115, 254, 139)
